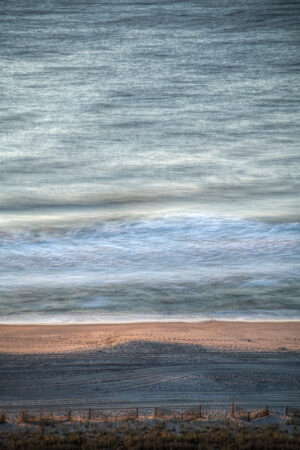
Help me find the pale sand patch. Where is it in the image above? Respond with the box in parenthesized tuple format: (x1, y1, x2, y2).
(0, 321, 299, 354)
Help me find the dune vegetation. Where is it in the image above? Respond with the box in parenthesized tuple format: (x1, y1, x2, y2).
(1, 423, 300, 450)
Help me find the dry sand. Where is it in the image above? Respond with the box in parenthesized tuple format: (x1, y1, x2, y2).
(0, 321, 299, 354)
(0, 321, 299, 410)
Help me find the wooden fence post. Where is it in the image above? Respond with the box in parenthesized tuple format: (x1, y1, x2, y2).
(88, 409, 92, 420)
(231, 403, 235, 417)
(199, 404, 202, 418)
(136, 408, 138, 419)
(286, 406, 288, 416)
(21, 411, 28, 423)
(154, 407, 157, 419)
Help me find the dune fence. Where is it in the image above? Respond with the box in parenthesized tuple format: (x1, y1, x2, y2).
(10, 405, 203, 424)
(18, 410, 72, 426)
(231, 404, 269, 422)
(286, 406, 300, 425)
(2, 403, 299, 426)
(88, 408, 139, 422)
(16, 408, 139, 424)
(154, 405, 202, 421)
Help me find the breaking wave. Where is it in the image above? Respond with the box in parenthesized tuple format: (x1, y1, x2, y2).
(0, 215, 299, 323)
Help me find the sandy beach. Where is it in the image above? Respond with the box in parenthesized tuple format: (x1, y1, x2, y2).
(0, 321, 299, 410)
(0, 321, 299, 354)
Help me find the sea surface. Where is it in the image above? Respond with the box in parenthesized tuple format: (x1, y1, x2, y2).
(0, 0, 299, 323)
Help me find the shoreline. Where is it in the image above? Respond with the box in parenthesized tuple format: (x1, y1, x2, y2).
(1, 317, 299, 325)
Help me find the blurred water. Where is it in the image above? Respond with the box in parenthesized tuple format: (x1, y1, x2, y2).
(0, 0, 299, 322)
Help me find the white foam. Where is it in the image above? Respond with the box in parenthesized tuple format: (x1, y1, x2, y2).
(0, 215, 299, 323)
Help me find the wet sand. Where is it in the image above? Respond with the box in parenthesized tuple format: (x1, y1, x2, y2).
(0, 321, 299, 409)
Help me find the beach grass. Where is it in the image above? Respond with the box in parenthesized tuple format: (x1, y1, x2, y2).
(1, 423, 299, 449)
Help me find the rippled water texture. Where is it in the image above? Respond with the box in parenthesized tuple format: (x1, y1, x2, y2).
(0, 0, 299, 322)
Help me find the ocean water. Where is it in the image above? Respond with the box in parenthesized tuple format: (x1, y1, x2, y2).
(0, 0, 299, 323)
